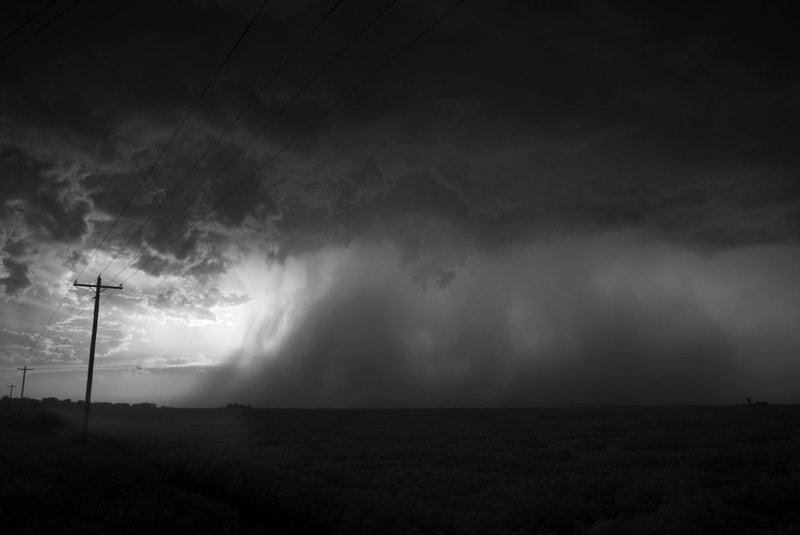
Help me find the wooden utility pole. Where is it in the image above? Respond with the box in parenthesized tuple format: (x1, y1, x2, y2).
(73, 275, 123, 440)
(7, 384, 16, 398)
(17, 365, 33, 415)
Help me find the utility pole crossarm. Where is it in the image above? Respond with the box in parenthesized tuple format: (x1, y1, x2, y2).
(73, 282, 123, 290)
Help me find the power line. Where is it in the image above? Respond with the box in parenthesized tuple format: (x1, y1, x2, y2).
(21, 286, 72, 363)
(0, 0, 59, 49)
(6, 0, 87, 368)
(62, 290, 105, 338)
(73, 275, 123, 439)
(82, 0, 357, 333)
(97, 0, 346, 279)
(115, 0, 467, 288)
(27, 287, 96, 367)
(26, 278, 104, 365)
(73, 0, 272, 282)
(17, 245, 72, 364)
(26, 0, 270, 370)
(34, 0, 468, 374)
(16, 365, 33, 414)
(23, 282, 96, 366)
(104, 0, 394, 286)
(0, 0, 82, 64)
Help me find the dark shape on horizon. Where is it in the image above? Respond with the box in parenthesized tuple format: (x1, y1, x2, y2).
(225, 402, 253, 409)
(745, 397, 769, 406)
(2, 397, 164, 413)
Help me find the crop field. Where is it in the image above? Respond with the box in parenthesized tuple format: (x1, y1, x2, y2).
(2, 406, 800, 534)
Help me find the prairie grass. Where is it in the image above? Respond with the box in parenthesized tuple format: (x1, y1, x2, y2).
(2, 406, 799, 533)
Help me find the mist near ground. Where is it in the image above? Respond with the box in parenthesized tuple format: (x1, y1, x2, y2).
(185, 235, 800, 407)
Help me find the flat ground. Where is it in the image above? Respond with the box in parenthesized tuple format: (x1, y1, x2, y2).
(2, 406, 799, 534)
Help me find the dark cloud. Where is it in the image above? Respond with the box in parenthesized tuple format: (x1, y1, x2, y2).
(131, 252, 172, 278)
(0, 258, 31, 296)
(435, 269, 456, 289)
(144, 283, 249, 324)
(122, 365, 150, 377)
(122, 226, 238, 281)
(0, 5, 792, 252)
(2, 238, 28, 258)
(25, 189, 91, 243)
(0, 146, 91, 253)
(0, 0, 797, 274)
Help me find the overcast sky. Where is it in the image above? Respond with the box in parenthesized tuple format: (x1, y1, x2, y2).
(1, 0, 798, 407)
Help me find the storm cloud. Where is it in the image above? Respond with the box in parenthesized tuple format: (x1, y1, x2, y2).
(0, 257, 31, 296)
(2, 0, 799, 278)
(2, 1, 799, 406)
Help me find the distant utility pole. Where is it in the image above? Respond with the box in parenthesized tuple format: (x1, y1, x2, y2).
(17, 365, 33, 415)
(73, 275, 123, 440)
(7, 384, 16, 398)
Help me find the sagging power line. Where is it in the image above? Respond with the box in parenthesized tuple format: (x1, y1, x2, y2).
(0, 0, 82, 64)
(108, 0, 468, 290)
(28, 0, 468, 380)
(103, 0, 394, 288)
(0, 0, 59, 48)
(24, 0, 271, 368)
(33, 0, 360, 366)
(73, 0, 272, 283)
(97, 0, 347, 280)
(27, 286, 98, 368)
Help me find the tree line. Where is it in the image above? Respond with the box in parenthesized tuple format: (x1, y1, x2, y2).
(1, 396, 160, 410)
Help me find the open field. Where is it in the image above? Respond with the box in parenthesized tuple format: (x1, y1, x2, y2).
(2, 406, 800, 534)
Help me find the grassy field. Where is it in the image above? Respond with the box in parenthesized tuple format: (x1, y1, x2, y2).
(2, 405, 800, 534)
